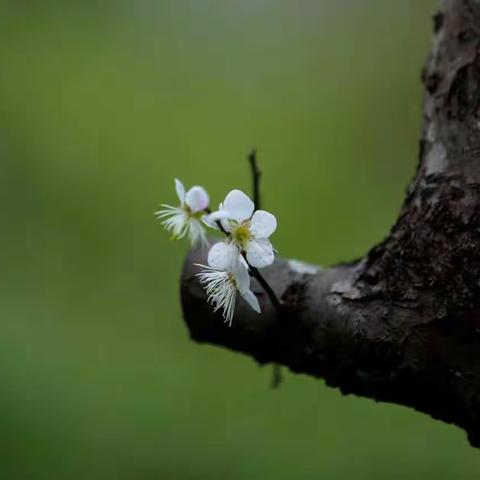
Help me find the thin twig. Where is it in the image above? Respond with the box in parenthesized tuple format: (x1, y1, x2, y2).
(205, 207, 228, 236)
(248, 264, 282, 309)
(245, 150, 281, 310)
(246, 149, 283, 389)
(248, 148, 261, 210)
(203, 154, 282, 387)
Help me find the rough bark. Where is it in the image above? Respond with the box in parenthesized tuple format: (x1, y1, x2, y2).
(181, 0, 480, 447)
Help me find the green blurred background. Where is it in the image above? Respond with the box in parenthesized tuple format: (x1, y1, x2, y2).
(1, 0, 479, 478)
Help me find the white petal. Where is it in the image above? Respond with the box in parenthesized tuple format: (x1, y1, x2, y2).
(232, 259, 250, 293)
(207, 242, 239, 270)
(203, 210, 232, 232)
(238, 254, 249, 269)
(250, 210, 277, 239)
(202, 214, 219, 230)
(240, 289, 261, 314)
(203, 202, 234, 232)
(185, 186, 209, 213)
(222, 190, 255, 222)
(175, 178, 186, 203)
(245, 238, 274, 268)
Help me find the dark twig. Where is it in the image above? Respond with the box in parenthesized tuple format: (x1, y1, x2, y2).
(246, 149, 283, 389)
(248, 264, 282, 309)
(205, 207, 228, 236)
(245, 149, 281, 309)
(206, 150, 283, 386)
(248, 148, 261, 210)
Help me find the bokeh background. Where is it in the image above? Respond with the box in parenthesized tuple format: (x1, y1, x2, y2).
(1, 0, 479, 478)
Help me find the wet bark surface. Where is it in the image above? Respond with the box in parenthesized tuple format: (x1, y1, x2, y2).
(181, 0, 480, 447)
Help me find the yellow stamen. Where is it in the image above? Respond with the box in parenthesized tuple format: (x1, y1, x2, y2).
(232, 222, 252, 248)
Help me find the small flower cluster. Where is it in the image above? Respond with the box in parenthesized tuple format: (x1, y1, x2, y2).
(156, 179, 277, 325)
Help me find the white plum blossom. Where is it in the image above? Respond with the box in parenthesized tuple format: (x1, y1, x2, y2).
(196, 242, 261, 326)
(205, 189, 277, 268)
(156, 179, 209, 247)
(156, 177, 279, 325)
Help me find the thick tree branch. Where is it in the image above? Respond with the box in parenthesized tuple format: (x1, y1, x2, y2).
(181, 0, 480, 447)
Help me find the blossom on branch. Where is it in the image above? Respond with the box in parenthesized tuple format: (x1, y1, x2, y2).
(156, 179, 209, 247)
(157, 174, 279, 326)
(196, 242, 261, 326)
(204, 189, 277, 268)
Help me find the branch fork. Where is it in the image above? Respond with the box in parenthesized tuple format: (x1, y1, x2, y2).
(181, 0, 480, 447)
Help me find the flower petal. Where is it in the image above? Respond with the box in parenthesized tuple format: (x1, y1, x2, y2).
(185, 186, 209, 213)
(240, 289, 261, 314)
(207, 242, 239, 270)
(203, 210, 232, 231)
(175, 178, 186, 203)
(232, 259, 260, 313)
(250, 210, 277, 239)
(245, 238, 274, 268)
(222, 190, 254, 222)
(202, 214, 220, 230)
(232, 259, 250, 293)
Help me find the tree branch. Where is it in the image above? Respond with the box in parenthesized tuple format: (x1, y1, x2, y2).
(181, 0, 480, 447)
